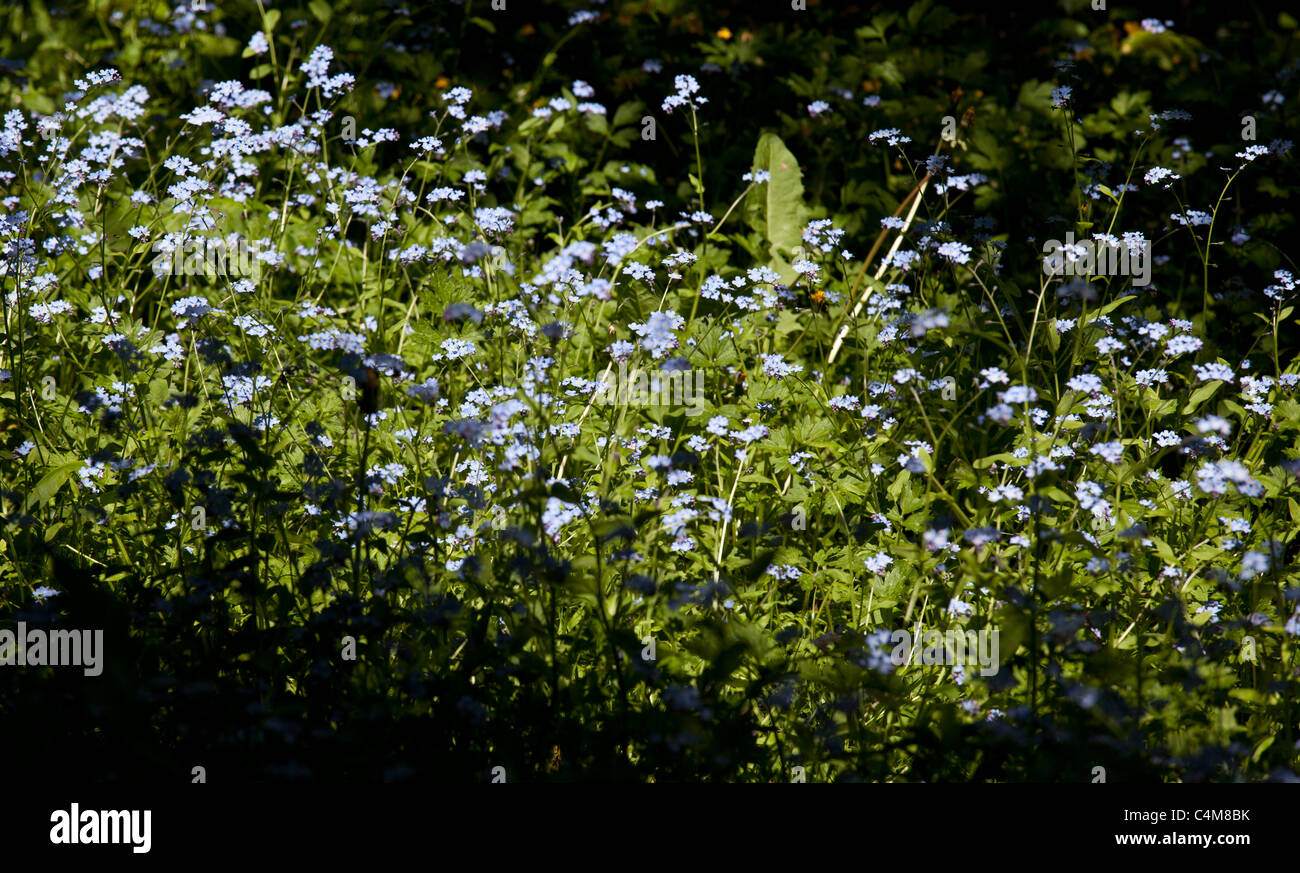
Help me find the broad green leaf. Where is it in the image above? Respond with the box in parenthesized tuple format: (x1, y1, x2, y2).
(743, 133, 813, 284)
(1181, 380, 1221, 415)
(24, 460, 82, 512)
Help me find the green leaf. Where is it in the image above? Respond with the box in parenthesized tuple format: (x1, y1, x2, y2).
(887, 470, 911, 501)
(612, 101, 644, 128)
(1151, 536, 1176, 563)
(867, 60, 905, 89)
(308, 0, 332, 22)
(966, 127, 1008, 172)
(24, 460, 82, 512)
(1181, 380, 1221, 415)
(1088, 294, 1136, 322)
(993, 604, 1029, 658)
(1017, 79, 1057, 116)
(906, 0, 933, 29)
(743, 133, 813, 284)
(1109, 90, 1150, 118)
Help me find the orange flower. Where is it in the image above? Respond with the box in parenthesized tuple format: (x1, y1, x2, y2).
(716, 27, 732, 40)
(434, 76, 449, 89)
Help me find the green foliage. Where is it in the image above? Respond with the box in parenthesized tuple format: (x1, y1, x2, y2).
(1, 0, 1298, 785)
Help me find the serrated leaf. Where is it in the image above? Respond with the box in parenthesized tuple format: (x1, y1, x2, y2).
(612, 101, 643, 129)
